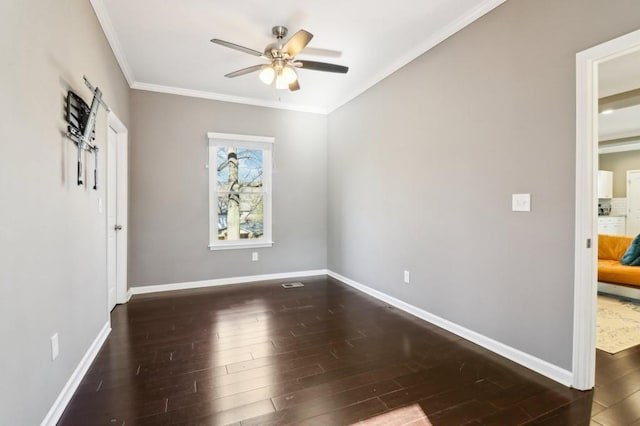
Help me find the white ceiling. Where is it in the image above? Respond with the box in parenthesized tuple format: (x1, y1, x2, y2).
(599, 49, 640, 141)
(599, 49, 640, 98)
(90, 0, 505, 114)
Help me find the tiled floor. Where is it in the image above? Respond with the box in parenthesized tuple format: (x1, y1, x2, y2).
(57, 276, 638, 425)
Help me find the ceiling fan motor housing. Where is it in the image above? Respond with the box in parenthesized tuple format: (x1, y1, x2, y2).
(266, 26, 289, 58)
(272, 25, 288, 39)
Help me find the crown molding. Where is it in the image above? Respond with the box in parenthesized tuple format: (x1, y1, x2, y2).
(131, 82, 329, 114)
(89, 0, 136, 86)
(326, 0, 507, 113)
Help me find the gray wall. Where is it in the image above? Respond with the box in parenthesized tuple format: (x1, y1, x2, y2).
(4, 2, 639, 422)
(600, 149, 640, 197)
(0, 0, 130, 424)
(327, 0, 640, 370)
(129, 91, 327, 287)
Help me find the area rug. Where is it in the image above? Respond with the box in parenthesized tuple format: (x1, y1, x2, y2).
(597, 294, 640, 354)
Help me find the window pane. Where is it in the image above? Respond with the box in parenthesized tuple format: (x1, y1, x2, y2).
(237, 148, 263, 188)
(216, 146, 263, 193)
(216, 146, 229, 190)
(216, 196, 228, 240)
(216, 194, 264, 240)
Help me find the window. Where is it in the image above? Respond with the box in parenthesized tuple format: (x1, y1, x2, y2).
(208, 132, 273, 250)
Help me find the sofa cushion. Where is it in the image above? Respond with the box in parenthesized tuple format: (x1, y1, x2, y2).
(621, 234, 640, 265)
(599, 234, 634, 261)
(598, 259, 640, 286)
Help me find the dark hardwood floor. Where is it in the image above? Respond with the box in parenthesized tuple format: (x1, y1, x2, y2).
(57, 276, 638, 425)
(592, 345, 640, 425)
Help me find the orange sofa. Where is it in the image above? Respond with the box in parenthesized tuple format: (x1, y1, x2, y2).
(598, 234, 640, 287)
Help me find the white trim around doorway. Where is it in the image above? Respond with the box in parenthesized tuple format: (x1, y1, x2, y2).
(573, 28, 640, 391)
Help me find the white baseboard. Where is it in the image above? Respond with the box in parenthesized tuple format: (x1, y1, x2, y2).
(598, 282, 640, 300)
(41, 321, 111, 426)
(129, 269, 329, 296)
(327, 270, 574, 387)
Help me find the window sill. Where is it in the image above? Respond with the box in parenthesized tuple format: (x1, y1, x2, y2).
(208, 241, 274, 251)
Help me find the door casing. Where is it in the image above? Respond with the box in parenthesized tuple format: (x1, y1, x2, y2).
(573, 28, 640, 390)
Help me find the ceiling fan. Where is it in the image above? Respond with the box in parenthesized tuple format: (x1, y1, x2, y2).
(211, 26, 349, 92)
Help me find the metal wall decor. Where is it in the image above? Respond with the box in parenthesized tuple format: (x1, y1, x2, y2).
(65, 76, 109, 189)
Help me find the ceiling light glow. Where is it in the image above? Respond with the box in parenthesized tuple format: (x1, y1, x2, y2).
(275, 73, 288, 90)
(259, 66, 275, 85)
(281, 66, 297, 84)
(275, 66, 297, 90)
(601, 109, 614, 115)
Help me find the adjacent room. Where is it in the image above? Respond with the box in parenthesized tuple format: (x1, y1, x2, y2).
(594, 49, 640, 388)
(2, 0, 640, 424)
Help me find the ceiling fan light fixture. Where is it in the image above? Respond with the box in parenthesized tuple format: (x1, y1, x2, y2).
(282, 65, 298, 84)
(275, 73, 288, 90)
(212, 26, 348, 92)
(259, 66, 276, 85)
(275, 66, 297, 90)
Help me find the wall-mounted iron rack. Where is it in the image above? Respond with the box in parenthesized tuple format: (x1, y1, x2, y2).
(65, 76, 109, 190)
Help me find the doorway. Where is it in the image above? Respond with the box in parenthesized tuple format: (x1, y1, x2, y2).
(574, 29, 640, 390)
(106, 112, 128, 311)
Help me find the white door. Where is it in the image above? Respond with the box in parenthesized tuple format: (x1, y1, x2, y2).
(106, 114, 128, 311)
(107, 126, 117, 310)
(627, 170, 640, 236)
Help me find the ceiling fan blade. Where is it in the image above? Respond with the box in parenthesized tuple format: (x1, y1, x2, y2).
(301, 47, 342, 58)
(282, 30, 313, 57)
(211, 39, 263, 57)
(224, 65, 264, 78)
(289, 80, 300, 92)
(296, 60, 349, 74)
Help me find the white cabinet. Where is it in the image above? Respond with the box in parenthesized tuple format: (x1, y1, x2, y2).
(598, 216, 626, 235)
(598, 170, 613, 199)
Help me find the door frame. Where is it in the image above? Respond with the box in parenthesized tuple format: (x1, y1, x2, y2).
(106, 111, 129, 307)
(573, 28, 640, 390)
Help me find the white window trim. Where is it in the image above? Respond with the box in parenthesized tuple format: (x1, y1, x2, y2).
(208, 132, 274, 250)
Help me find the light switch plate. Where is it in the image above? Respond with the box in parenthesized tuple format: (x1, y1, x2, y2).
(512, 193, 531, 212)
(51, 333, 59, 360)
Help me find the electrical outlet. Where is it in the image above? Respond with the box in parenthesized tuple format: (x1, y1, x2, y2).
(404, 270, 410, 284)
(51, 333, 59, 361)
(252, 252, 259, 261)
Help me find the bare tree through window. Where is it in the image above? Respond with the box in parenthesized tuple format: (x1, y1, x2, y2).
(216, 146, 264, 240)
